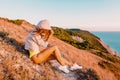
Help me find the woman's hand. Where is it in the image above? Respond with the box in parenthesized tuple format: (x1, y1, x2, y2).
(39, 29, 54, 42)
(45, 30, 54, 41)
(50, 30, 54, 35)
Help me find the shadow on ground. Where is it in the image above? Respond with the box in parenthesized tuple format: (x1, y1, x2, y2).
(0, 31, 29, 57)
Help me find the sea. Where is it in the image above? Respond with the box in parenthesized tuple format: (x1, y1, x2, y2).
(92, 31, 120, 56)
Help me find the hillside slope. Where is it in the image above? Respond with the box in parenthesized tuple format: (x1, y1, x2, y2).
(52, 27, 117, 55)
(0, 17, 120, 80)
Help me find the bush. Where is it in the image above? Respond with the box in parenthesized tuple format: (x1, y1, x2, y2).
(0, 31, 9, 39)
(67, 29, 107, 52)
(52, 27, 92, 50)
(94, 52, 120, 64)
(75, 69, 100, 80)
(52, 27, 108, 52)
(0, 31, 28, 56)
(8, 19, 24, 25)
(98, 60, 120, 80)
(98, 61, 120, 73)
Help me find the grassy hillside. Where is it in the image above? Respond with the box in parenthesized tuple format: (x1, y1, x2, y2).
(52, 27, 120, 79)
(0, 17, 120, 80)
(52, 27, 107, 53)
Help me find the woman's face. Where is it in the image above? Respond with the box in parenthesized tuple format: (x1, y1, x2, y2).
(38, 29, 51, 41)
(40, 29, 50, 36)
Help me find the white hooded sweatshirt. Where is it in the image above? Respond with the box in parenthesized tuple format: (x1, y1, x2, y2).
(24, 20, 51, 53)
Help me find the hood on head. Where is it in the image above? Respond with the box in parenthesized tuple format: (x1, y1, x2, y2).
(36, 19, 51, 30)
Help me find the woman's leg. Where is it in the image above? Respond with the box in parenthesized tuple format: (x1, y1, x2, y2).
(53, 47, 72, 66)
(31, 46, 72, 66)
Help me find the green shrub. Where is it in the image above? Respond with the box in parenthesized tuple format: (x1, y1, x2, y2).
(52, 27, 92, 50)
(67, 29, 107, 52)
(98, 61, 120, 73)
(8, 19, 24, 25)
(94, 52, 120, 64)
(0, 31, 28, 56)
(52, 27, 108, 52)
(0, 31, 9, 39)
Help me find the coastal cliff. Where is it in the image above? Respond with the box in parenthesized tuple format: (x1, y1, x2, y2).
(0, 17, 120, 80)
(97, 39, 117, 55)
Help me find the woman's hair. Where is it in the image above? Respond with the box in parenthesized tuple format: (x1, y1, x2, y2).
(37, 29, 51, 41)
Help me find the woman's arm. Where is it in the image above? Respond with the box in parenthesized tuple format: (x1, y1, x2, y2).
(46, 30, 54, 41)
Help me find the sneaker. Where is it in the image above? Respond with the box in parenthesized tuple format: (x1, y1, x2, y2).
(70, 63, 82, 71)
(58, 65, 70, 73)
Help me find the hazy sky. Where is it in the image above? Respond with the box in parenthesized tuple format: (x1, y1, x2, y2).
(0, 0, 120, 31)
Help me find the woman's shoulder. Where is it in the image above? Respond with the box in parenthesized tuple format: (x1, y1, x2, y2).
(30, 32, 42, 40)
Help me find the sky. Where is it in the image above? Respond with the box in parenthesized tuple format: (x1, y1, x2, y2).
(0, 0, 120, 31)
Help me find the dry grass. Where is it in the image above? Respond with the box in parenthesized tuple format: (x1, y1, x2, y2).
(98, 61, 120, 80)
(0, 17, 120, 80)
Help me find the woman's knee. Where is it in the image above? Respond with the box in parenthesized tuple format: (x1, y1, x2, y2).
(31, 55, 42, 64)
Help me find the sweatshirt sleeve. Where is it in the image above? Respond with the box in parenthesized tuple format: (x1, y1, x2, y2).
(33, 35, 48, 48)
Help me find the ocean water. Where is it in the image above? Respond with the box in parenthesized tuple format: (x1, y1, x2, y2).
(92, 31, 120, 56)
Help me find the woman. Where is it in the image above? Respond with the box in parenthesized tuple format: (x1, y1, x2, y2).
(25, 20, 82, 73)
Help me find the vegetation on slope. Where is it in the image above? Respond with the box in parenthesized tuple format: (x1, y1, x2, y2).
(0, 18, 120, 80)
(0, 31, 28, 56)
(52, 27, 107, 53)
(98, 60, 120, 79)
(8, 19, 24, 25)
(0, 17, 24, 25)
(94, 51, 120, 64)
(0, 30, 100, 80)
(52, 27, 120, 79)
